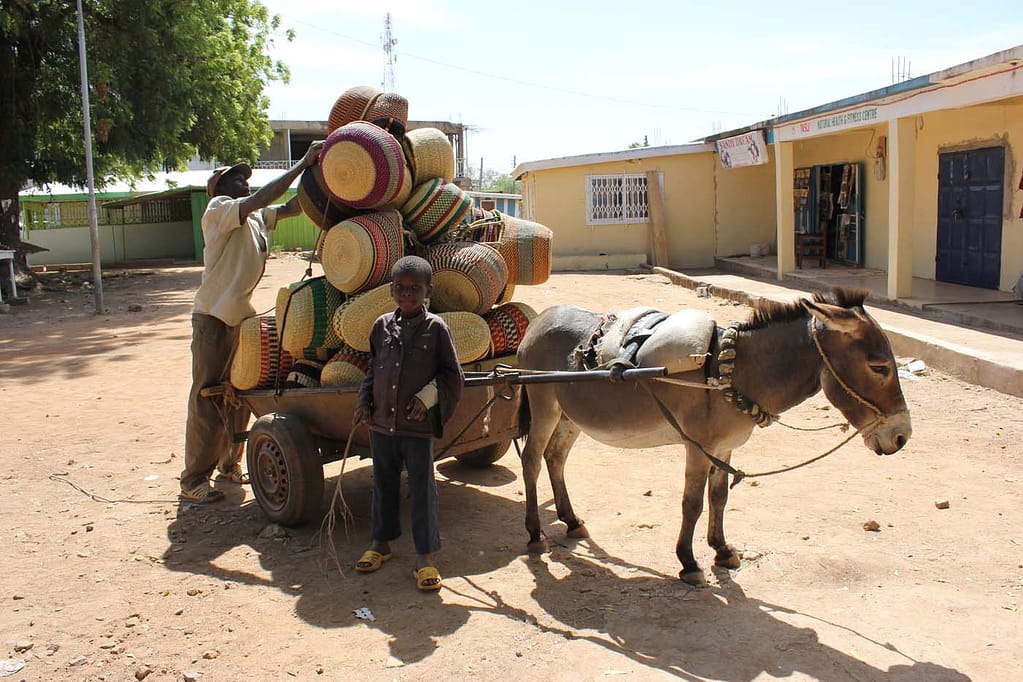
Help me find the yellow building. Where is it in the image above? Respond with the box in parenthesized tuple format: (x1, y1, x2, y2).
(515, 45, 1023, 298)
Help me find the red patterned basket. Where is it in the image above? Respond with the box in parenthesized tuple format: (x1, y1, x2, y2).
(483, 302, 537, 357)
(320, 122, 408, 210)
(400, 178, 473, 245)
(230, 315, 295, 390)
(321, 210, 404, 295)
(327, 85, 381, 134)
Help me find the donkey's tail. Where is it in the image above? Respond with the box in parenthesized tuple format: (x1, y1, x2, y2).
(517, 385, 531, 437)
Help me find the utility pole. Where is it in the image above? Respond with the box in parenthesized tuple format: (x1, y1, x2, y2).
(382, 13, 397, 91)
(76, 0, 104, 313)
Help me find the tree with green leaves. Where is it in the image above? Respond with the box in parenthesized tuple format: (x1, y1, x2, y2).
(0, 0, 291, 261)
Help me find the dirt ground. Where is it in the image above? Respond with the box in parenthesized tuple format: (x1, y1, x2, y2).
(1, 253, 1020, 682)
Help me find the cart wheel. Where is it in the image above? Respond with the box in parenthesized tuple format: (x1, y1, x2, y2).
(246, 413, 324, 527)
(454, 439, 512, 468)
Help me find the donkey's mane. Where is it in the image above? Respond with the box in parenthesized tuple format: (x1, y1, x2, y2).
(734, 287, 870, 331)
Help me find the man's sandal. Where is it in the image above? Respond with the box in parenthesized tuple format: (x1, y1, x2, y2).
(414, 566, 442, 591)
(179, 483, 225, 504)
(219, 467, 250, 485)
(354, 550, 392, 573)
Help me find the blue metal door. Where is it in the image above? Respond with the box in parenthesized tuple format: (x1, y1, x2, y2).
(936, 147, 1004, 288)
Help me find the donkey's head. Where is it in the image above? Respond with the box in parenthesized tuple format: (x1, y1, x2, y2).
(800, 290, 911, 455)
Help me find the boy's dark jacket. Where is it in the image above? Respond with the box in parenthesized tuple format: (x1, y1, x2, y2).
(357, 308, 464, 438)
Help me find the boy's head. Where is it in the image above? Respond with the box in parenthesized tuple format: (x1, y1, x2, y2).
(390, 256, 433, 314)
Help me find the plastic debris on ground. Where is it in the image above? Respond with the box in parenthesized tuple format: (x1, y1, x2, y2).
(353, 606, 376, 621)
(0, 659, 26, 677)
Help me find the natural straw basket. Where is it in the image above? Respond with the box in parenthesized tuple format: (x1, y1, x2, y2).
(333, 283, 396, 352)
(482, 302, 537, 357)
(284, 359, 325, 389)
(438, 311, 492, 364)
(230, 315, 295, 390)
(321, 211, 404, 295)
(400, 178, 473, 245)
(426, 241, 509, 315)
(495, 282, 515, 306)
(297, 165, 361, 230)
(320, 122, 408, 209)
(321, 345, 372, 386)
(275, 277, 347, 357)
(489, 212, 554, 286)
(327, 85, 381, 134)
(402, 127, 455, 183)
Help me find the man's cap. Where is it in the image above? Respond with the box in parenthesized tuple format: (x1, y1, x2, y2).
(206, 163, 252, 197)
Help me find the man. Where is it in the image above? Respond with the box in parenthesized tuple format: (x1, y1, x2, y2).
(180, 142, 323, 503)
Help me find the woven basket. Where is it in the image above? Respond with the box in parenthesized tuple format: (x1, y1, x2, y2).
(483, 302, 537, 357)
(321, 345, 372, 386)
(284, 359, 325, 389)
(327, 85, 381, 134)
(320, 121, 408, 209)
(297, 165, 361, 230)
(366, 92, 409, 137)
(403, 128, 455, 183)
(230, 315, 295, 390)
(490, 212, 553, 286)
(275, 277, 347, 357)
(495, 282, 515, 306)
(426, 241, 509, 315)
(321, 211, 404, 295)
(333, 283, 395, 352)
(438, 311, 492, 364)
(400, 178, 473, 245)
(377, 162, 413, 211)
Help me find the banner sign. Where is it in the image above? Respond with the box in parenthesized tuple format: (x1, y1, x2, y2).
(715, 130, 768, 169)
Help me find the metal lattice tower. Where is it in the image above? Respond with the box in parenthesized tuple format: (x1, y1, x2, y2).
(382, 13, 397, 91)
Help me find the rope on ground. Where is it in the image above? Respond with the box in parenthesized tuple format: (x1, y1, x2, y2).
(319, 425, 358, 578)
(48, 472, 181, 504)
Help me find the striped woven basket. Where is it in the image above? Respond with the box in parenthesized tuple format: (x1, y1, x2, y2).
(284, 359, 325, 389)
(490, 212, 554, 286)
(332, 283, 396, 352)
(438, 311, 492, 364)
(297, 165, 361, 230)
(426, 241, 509, 315)
(400, 178, 473, 245)
(275, 277, 347, 357)
(320, 122, 408, 210)
(482, 302, 537, 357)
(402, 128, 455, 183)
(327, 85, 381, 134)
(230, 315, 295, 390)
(321, 345, 372, 386)
(366, 92, 409, 137)
(321, 211, 404, 295)
(496, 282, 515, 306)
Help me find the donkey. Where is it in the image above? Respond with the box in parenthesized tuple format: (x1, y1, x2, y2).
(516, 288, 912, 585)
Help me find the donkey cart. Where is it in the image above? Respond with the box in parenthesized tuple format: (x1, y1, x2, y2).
(202, 358, 666, 527)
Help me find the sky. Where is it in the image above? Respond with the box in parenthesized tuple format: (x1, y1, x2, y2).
(259, 0, 1023, 175)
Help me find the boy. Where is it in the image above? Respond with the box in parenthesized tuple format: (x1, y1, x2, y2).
(353, 256, 464, 591)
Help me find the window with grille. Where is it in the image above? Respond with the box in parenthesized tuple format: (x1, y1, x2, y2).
(586, 173, 650, 225)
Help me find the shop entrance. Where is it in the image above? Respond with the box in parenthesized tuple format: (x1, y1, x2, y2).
(794, 162, 864, 266)
(936, 146, 1004, 289)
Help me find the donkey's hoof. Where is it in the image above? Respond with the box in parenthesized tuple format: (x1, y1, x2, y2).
(679, 569, 708, 587)
(566, 523, 589, 539)
(527, 538, 549, 554)
(714, 546, 741, 570)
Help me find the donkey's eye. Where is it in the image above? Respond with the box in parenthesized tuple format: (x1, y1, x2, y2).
(869, 364, 890, 377)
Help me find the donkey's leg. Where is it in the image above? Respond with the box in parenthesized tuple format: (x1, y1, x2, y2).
(676, 443, 712, 586)
(521, 385, 562, 554)
(707, 460, 740, 569)
(542, 416, 585, 539)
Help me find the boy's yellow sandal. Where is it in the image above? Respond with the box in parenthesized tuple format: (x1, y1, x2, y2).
(414, 566, 442, 591)
(354, 550, 392, 573)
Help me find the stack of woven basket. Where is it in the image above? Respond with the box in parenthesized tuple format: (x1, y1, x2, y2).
(230, 85, 554, 391)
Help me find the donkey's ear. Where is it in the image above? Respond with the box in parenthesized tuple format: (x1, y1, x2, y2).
(800, 298, 862, 333)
